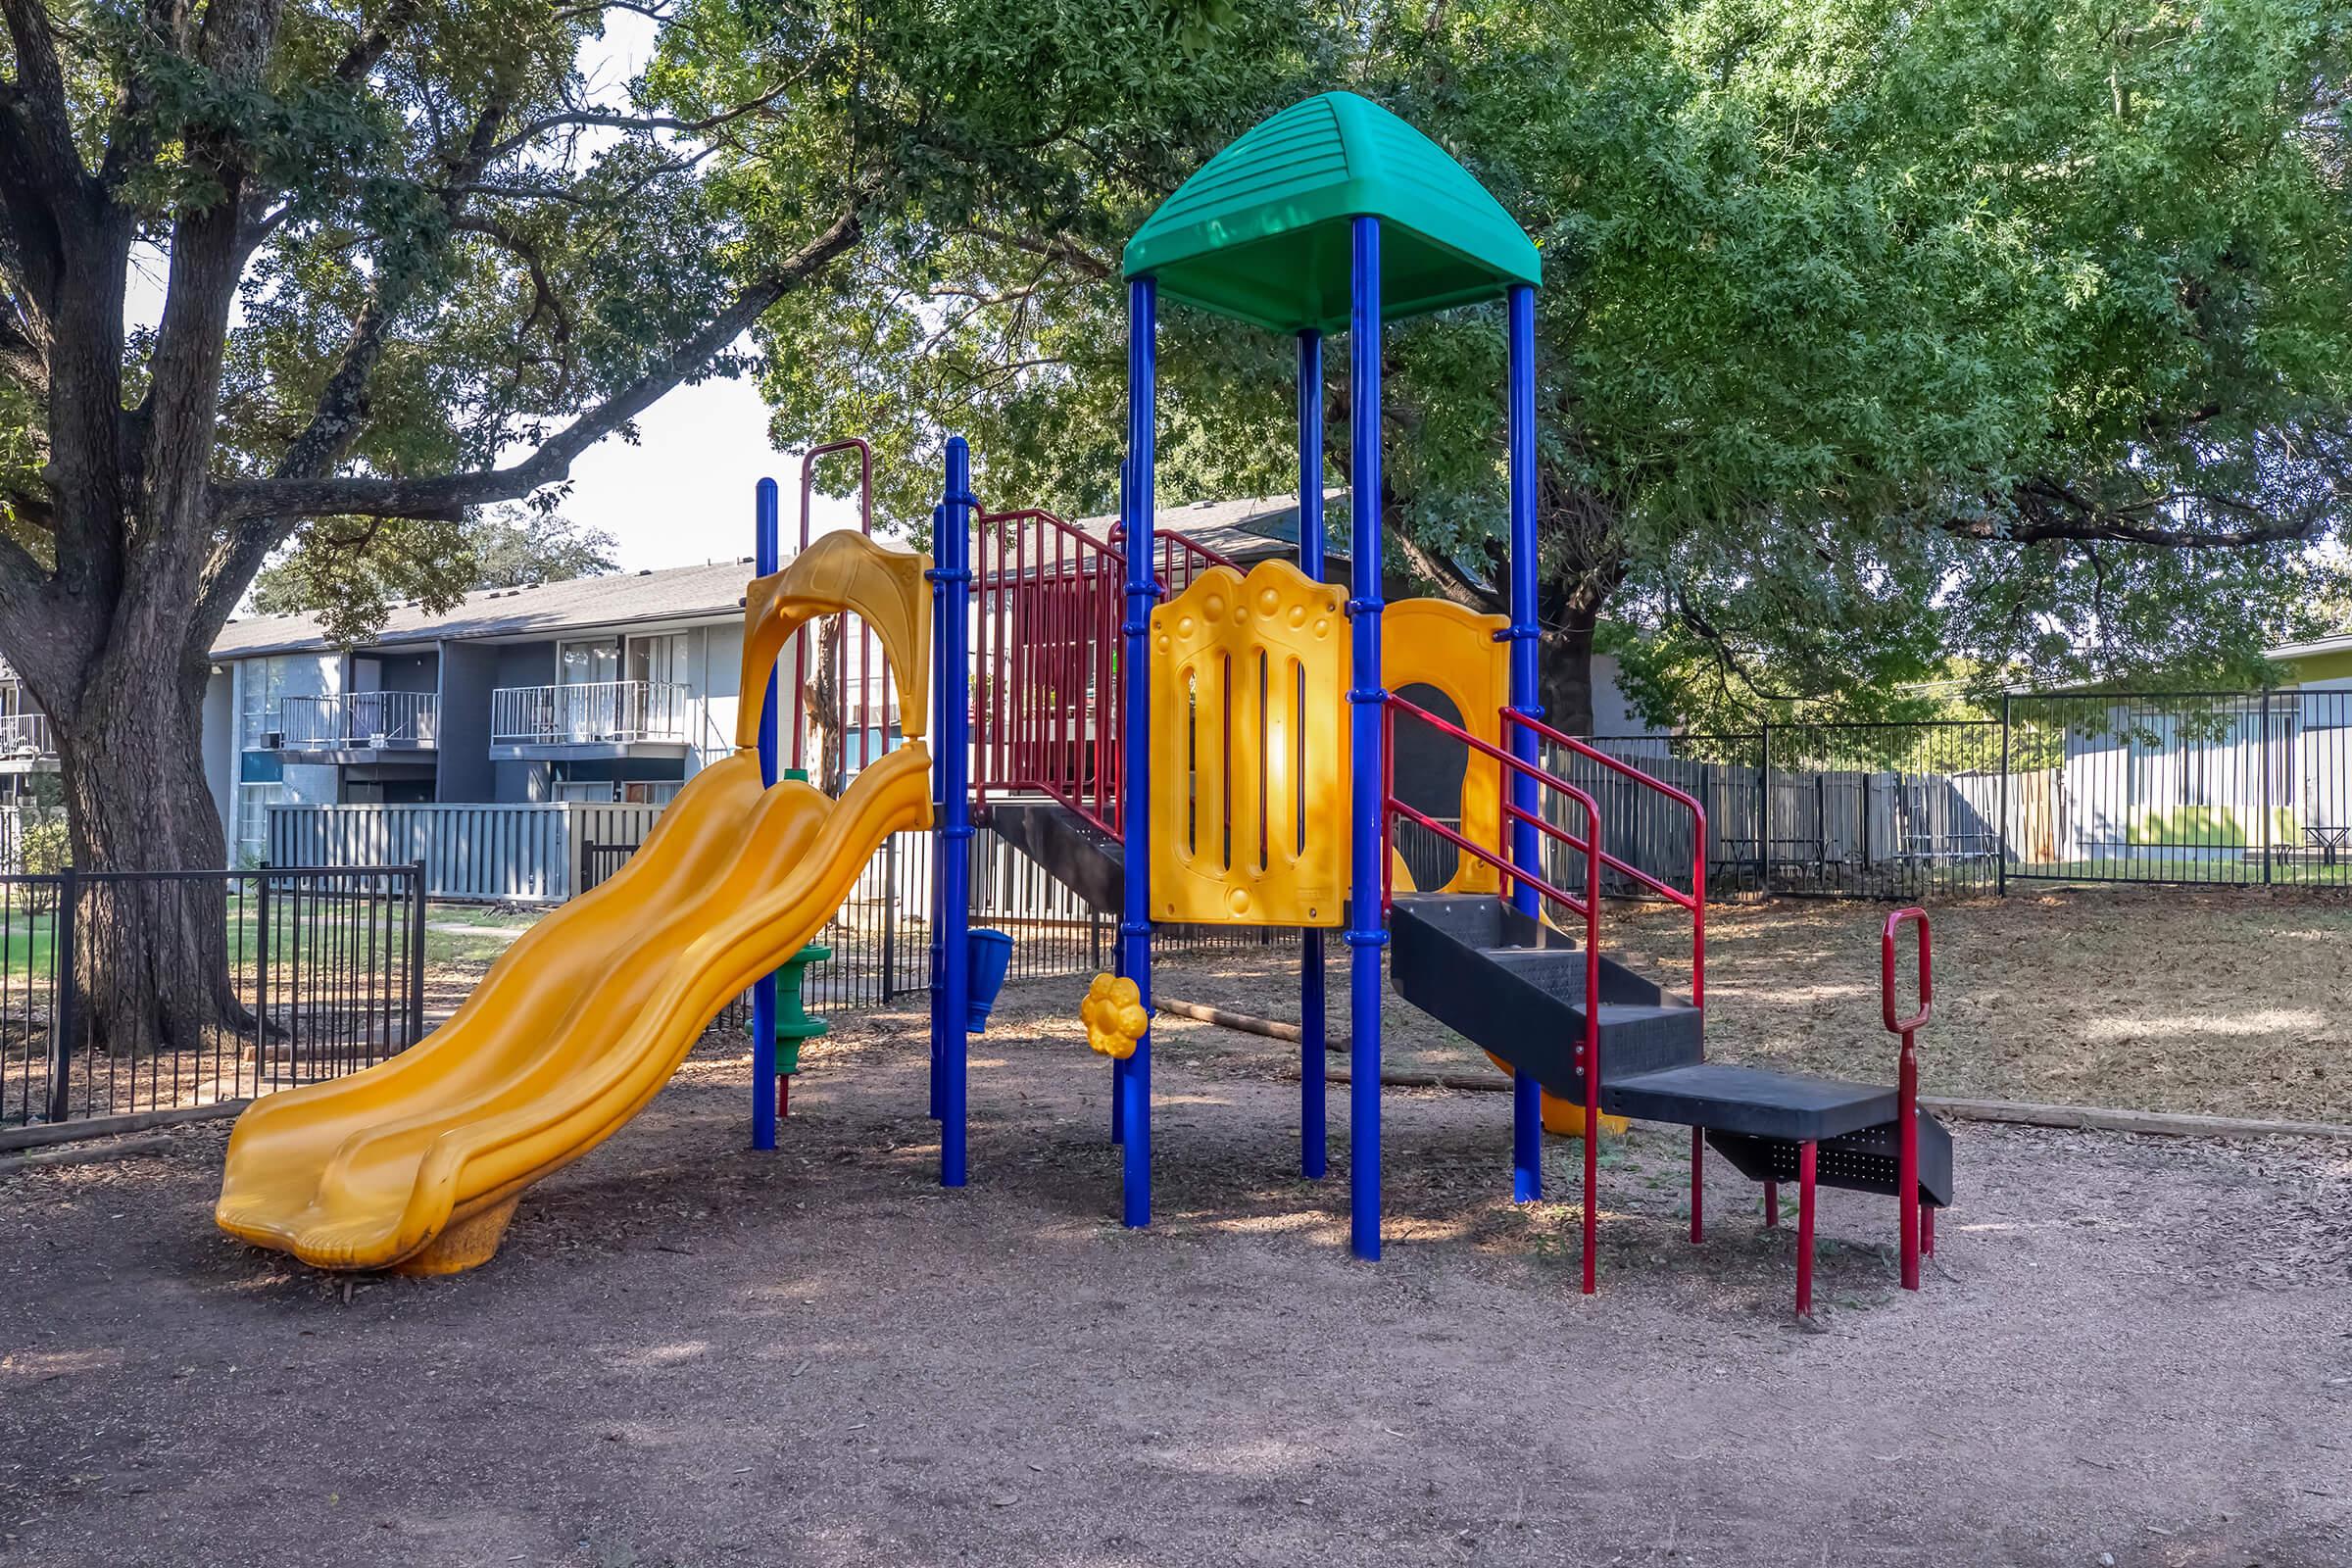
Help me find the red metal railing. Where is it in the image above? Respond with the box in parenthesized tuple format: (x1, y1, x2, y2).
(1505, 710, 1707, 1010)
(1884, 906, 1933, 1293)
(971, 511, 1241, 838)
(1107, 520, 1239, 598)
(973, 509, 1127, 835)
(1384, 692, 1608, 1295)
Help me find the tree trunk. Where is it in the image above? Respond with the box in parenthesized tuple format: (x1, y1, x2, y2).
(1541, 618, 1600, 740)
(49, 620, 251, 1056)
(808, 615, 846, 790)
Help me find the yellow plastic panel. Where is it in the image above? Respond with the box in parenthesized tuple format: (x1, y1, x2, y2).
(215, 743, 934, 1274)
(1150, 562, 1348, 926)
(738, 530, 932, 748)
(1383, 597, 1511, 895)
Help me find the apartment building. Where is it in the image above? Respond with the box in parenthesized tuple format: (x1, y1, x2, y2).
(204, 561, 760, 864)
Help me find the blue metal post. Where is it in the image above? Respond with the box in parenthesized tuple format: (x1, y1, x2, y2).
(1346, 219, 1386, 1260)
(928, 511, 948, 1124)
(1505, 284, 1543, 1202)
(752, 477, 781, 1152)
(934, 438, 976, 1187)
(1109, 461, 1129, 1149)
(1119, 278, 1157, 1228)
(1297, 328, 1328, 1182)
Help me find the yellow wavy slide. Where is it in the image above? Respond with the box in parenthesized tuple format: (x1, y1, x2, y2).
(216, 533, 932, 1275)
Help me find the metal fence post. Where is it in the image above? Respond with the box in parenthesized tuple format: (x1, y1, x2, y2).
(255, 865, 270, 1084)
(2260, 689, 2274, 887)
(1756, 720, 1771, 895)
(880, 833, 899, 1001)
(45, 866, 75, 1123)
(408, 858, 426, 1048)
(1997, 695, 2011, 897)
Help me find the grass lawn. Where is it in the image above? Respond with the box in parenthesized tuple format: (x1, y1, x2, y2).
(0, 898, 547, 986)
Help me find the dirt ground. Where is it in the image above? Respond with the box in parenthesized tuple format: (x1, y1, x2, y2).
(1154, 888, 2352, 1126)
(3, 952, 2349, 1567)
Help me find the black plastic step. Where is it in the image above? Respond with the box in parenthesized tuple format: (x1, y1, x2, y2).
(1600, 1062, 1897, 1143)
(1390, 893, 1703, 1101)
(985, 799, 1123, 912)
(1705, 1113, 1955, 1208)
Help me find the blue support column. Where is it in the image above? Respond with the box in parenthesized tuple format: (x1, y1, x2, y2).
(1346, 218, 1386, 1261)
(1109, 460, 1130, 1150)
(1119, 279, 1158, 1228)
(928, 508, 948, 1124)
(1297, 328, 1329, 1183)
(1505, 284, 1543, 1202)
(752, 477, 781, 1152)
(934, 438, 976, 1187)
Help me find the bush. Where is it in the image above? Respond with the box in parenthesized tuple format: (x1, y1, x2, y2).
(20, 815, 67, 874)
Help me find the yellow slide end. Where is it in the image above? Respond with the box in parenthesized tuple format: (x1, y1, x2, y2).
(215, 746, 933, 1274)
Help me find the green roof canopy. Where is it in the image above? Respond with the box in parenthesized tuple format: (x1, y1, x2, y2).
(1122, 92, 1540, 335)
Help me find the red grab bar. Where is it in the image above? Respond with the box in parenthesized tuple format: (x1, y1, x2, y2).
(1883, 906, 1931, 1291)
(1502, 709, 1707, 1010)
(1384, 692, 1607, 1295)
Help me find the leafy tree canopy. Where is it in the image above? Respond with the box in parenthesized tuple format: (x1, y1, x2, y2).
(751, 0, 2352, 732)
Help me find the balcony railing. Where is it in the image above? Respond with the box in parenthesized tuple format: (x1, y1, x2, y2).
(0, 712, 54, 759)
(491, 680, 690, 747)
(274, 691, 440, 750)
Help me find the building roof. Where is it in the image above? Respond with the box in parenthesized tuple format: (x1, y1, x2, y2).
(2270, 631, 2352, 662)
(211, 558, 759, 659)
(1122, 92, 1540, 334)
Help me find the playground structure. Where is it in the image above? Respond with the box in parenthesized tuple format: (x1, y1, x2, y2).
(941, 90, 1951, 1313)
(213, 92, 1951, 1311)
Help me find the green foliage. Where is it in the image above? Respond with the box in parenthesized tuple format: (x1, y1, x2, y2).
(249, 506, 617, 643)
(746, 0, 2352, 726)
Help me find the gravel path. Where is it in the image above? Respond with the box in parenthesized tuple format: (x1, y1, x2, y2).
(2, 960, 2347, 1567)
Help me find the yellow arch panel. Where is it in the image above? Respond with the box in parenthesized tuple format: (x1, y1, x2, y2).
(736, 530, 932, 749)
(1150, 562, 1348, 926)
(1384, 597, 1510, 895)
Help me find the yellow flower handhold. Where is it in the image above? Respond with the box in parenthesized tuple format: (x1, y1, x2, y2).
(1080, 973, 1148, 1061)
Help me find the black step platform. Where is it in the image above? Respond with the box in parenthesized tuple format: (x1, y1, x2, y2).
(1391, 893, 1703, 1101)
(1600, 1062, 1897, 1143)
(1391, 891, 1954, 1211)
(1706, 1113, 1955, 1208)
(984, 799, 1123, 912)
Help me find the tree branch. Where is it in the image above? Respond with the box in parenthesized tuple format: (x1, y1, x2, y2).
(480, 74, 799, 165)
(960, 224, 1114, 280)
(208, 199, 868, 528)
(1944, 481, 2332, 549)
(1391, 528, 1497, 611)
(0, 0, 93, 203)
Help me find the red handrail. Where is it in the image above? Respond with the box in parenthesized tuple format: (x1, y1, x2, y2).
(1503, 709, 1707, 1010)
(1106, 519, 1244, 591)
(1386, 693, 1607, 1295)
(973, 507, 1127, 836)
(970, 510, 1245, 840)
(1883, 906, 1932, 1291)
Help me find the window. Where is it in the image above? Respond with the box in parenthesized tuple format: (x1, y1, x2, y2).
(239, 658, 289, 749)
(844, 723, 903, 772)
(627, 632, 688, 687)
(559, 638, 619, 686)
(235, 781, 284, 865)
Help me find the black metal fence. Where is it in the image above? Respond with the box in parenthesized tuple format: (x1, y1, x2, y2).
(0, 864, 425, 1145)
(1531, 687, 2352, 902)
